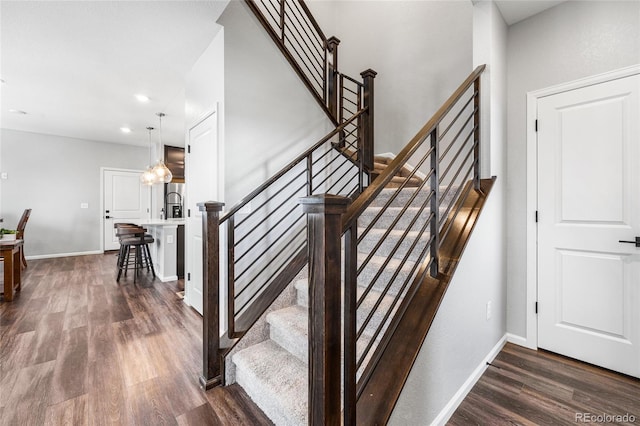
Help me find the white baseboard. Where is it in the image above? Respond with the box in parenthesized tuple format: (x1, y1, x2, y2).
(506, 333, 535, 349)
(158, 274, 178, 283)
(431, 334, 508, 426)
(26, 250, 103, 260)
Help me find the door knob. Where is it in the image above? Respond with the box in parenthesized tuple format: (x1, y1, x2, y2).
(618, 237, 640, 247)
(106, 216, 111, 219)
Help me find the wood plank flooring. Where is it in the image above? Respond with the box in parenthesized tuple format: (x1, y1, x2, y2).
(0, 254, 272, 425)
(448, 343, 640, 425)
(4, 255, 639, 425)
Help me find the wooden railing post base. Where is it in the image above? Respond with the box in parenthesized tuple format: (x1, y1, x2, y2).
(198, 201, 225, 390)
(300, 194, 350, 426)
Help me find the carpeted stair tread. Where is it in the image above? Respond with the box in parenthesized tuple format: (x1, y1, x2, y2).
(267, 305, 308, 363)
(270, 283, 394, 369)
(358, 228, 428, 262)
(233, 340, 308, 426)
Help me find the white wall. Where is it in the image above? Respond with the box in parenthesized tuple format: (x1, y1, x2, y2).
(0, 129, 147, 257)
(219, 1, 333, 208)
(506, 0, 640, 338)
(309, 1, 473, 156)
(185, 24, 225, 204)
(389, 2, 508, 423)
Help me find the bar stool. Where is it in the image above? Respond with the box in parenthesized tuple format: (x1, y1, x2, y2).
(116, 226, 156, 283)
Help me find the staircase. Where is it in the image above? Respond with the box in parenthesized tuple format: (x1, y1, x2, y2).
(196, 1, 493, 424)
(232, 184, 457, 425)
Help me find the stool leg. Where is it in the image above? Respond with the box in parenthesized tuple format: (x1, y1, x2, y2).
(145, 244, 156, 278)
(124, 245, 131, 277)
(117, 244, 127, 282)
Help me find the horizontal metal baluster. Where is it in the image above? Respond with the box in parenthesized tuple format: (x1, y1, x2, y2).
(439, 176, 475, 247)
(235, 167, 307, 227)
(355, 209, 436, 341)
(283, 3, 325, 58)
(329, 169, 359, 196)
(234, 183, 307, 246)
(281, 20, 324, 72)
(438, 142, 475, 208)
(356, 247, 435, 379)
(356, 150, 433, 243)
(282, 34, 325, 87)
(289, 0, 325, 46)
(235, 222, 307, 299)
(235, 234, 307, 311)
(312, 149, 350, 181)
(259, 0, 281, 29)
(438, 92, 476, 140)
(356, 188, 434, 308)
(438, 171, 472, 231)
(311, 144, 338, 166)
(439, 108, 476, 163)
(356, 230, 434, 369)
(235, 211, 306, 265)
(236, 204, 298, 280)
(439, 126, 476, 182)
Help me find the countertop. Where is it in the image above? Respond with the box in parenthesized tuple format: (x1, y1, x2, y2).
(137, 218, 186, 226)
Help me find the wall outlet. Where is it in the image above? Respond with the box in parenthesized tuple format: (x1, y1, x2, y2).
(0, 172, 7, 179)
(167, 235, 174, 244)
(80, 202, 89, 209)
(486, 301, 492, 321)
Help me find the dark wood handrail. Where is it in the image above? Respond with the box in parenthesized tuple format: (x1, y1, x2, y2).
(342, 65, 486, 230)
(298, 0, 328, 45)
(220, 108, 366, 222)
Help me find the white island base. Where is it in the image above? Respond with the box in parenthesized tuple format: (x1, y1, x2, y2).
(135, 219, 185, 282)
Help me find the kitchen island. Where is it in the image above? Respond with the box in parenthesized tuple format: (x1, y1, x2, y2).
(134, 218, 185, 282)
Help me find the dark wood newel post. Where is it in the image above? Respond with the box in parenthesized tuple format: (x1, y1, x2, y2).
(360, 69, 377, 174)
(300, 194, 350, 426)
(327, 36, 341, 121)
(197, 201, 225, 390)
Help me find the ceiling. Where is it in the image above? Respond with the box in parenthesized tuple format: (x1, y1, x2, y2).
(0, 1, 228, 147)
(495, 0, 566, 26)
(1, 1, 565, 148)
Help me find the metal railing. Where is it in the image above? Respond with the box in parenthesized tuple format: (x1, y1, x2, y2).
(303, 65, 486, 424)
(245, 0, 370, 129)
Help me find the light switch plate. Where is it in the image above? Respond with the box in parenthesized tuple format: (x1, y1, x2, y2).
(167, 235, 174, 244)
(80, 203, 89, 209)
(1, 172, 7, 179)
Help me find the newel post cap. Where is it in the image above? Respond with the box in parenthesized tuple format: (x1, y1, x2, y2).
(360, 69, 377, 79)
(197, 201, 225, 212)
(299, 194, 350, 214)
(326, 36, 341, 49)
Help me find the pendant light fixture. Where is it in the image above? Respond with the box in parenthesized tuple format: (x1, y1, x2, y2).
(140, 126, 157, 185)
(152, 112, 173, 184)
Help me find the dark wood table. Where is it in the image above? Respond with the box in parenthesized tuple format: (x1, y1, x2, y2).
(1, 239, 23, 301)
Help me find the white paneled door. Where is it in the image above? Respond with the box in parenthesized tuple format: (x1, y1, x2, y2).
(537, 74, 640, 378)
(185, 110, 219, 315)
(103, 169, 150, 251)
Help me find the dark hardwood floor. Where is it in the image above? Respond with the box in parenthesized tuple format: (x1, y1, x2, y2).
(0, 254, 272, 425)
(4, 255, 639, 425)
(448, 343, 640, 426)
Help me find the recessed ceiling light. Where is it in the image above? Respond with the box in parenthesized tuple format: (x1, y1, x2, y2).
(120, 127, 132, 133)
(135, 94, 150, 103)
(9, 109, 27, 115)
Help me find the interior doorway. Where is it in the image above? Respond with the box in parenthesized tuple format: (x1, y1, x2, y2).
(535, 72, 640, 378)
(185, 109, 220, 315)
(102, 168, 150, 251)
